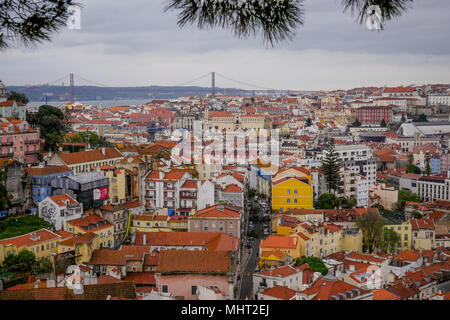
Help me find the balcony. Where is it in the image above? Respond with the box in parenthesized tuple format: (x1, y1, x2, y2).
(25, 139, 40, 144)
(0, 152, 13, 158)
(0, 141, 13, 146)
(25, 150, 39, 155)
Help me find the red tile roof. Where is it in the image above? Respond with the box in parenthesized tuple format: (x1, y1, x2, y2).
(192, 204, 240, 219)
(134, 232, 239, 251)
(260, 235, 298, 250)
(123, 272, 156, 285)
(88, 245, 150, 266)
(259, 265, 298, 278)
(0, 228, 61, 248)
(59, 148, 123, 165)
(262, 286, 297, 300)
(25, 165, 72, 176)
(48, 193, 78, 207)
(157, 250, 231, 274)
(372, 289, 400, 300)
(67, 214, 112, 233)
(302, 278, 368, 300)
(222, 184, 242, 193)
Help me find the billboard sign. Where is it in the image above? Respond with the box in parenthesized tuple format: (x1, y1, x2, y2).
(93, 187, 108, 200)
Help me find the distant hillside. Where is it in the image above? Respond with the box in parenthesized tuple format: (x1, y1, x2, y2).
(8, 85, 253, 102)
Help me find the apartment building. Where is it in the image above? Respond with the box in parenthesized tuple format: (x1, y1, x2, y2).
(417, 176, 450, 202)
(0, 117, 40, 164)
(188, 204, 241, 238)
(38, 194, 83, 230)
(47, 147, 124, 174)
(355, 105, 393, 125)
(319, 144, 377, 187)
(143, 169, 192, 212)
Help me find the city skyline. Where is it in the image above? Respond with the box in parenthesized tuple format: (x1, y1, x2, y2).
(1, 0, 449, 90)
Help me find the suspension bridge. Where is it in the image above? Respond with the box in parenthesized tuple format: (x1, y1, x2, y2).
(30, 72, 291, 103)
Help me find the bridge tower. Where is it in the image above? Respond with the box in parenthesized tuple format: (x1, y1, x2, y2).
(70, 73, 75, 103)
(211, 72, 215, 96)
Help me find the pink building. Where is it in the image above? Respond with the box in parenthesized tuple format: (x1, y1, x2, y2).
(0, 117, 40, 165)
(188, 204, 242, 239)
(440, 150, 450, 175)
(155, 250, 236, 300)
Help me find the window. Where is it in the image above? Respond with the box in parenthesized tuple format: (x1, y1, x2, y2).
(162, 285, 168, 293)
(287, 189, 290, 194)
(41, 245, 44, 251)
(191, 286, 198, 295)
(286, 199, 290, 204)
(46, 243, 49, 250)
(102, 266, 107, 273)
(294, 189, 298, 194)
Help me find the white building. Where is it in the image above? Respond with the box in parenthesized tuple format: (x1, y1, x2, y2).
(252, 265, 306, 300)
(38, 194, 83, 230)
(355, 174, 369, 208)
(428, 94, 450, 106)
(318, 144, 377, 187)
(417, 176, 450, 202)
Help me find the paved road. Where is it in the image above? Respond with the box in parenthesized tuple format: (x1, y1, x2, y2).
(238, 199, 267, 300)
(239, 237, 260, 299)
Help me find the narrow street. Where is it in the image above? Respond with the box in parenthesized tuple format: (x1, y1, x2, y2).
(238, 196, 267, 300)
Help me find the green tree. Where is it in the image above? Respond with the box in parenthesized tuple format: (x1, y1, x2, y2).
(0, 1, 80, 49)
(381, 228, 400, 254)
(246, 188, 257, 200)
(380, 119, 387, 127)
(7, 91, 29, 104)
(425, 153, 431, 176)
(401, 114, 406, 123)
(315, 193, 338, 209)
(340, 197, 357, 209)
(28, 105, 66, 151)
(406, 154, 421, 174)
(45, 132, 63, 152)
(1, 249, 36, 272)
(165, 0, 413, 46)
(305, 118, 313, 127)
(397, 189, 420, 212)
(356, 210, 384, 253)
(295, 256, 328, 275)
(321, 142, 342, 194)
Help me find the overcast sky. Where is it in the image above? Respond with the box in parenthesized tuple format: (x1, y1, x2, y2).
(1, 0, 449, 91)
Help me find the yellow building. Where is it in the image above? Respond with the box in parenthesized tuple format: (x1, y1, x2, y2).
(342, 229, 363, 253)
(95, 165, 126, 204)
(0, 229, 60, 264)
(272, 177, 313, 213)
(58, 232, 101, 264)
(65, 214, 114, 249)
(130, 215, 171, 233)
(293, 222, 343, 258)
(239, 114, 266, 129)
(168, 216, 189, 232)
(385, 221, 412, 251)
(259, 235, 302, 267)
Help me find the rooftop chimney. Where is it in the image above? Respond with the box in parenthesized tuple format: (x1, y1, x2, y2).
(101, 147, 106, 155)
